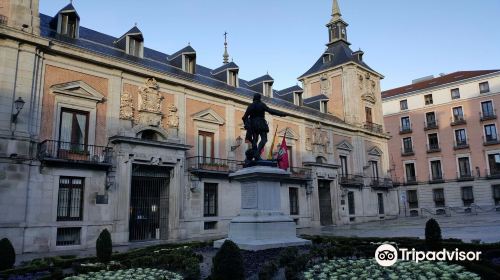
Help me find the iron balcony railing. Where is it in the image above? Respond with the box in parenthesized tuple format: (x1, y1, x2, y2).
(0, 15, 7, 25)
(486, 169, 500, 179)
(424, 120, 438, 130)
(399, 123, 412, 134)
(451, 115, 466, 126)
(364, 122, 384, 134)
(429, 173, 444, 184)
(186, 156, 242, 174)
(370, 177, 394, 189)
(339, 174, 364, 187)
(401, 146, 414, 156)
(480, 109, 497, 122)
(483, 135, 500, 146)
(404, 176, 417, 185)
(427, 143, 441, 153)
(38, 140, 112, 165)
(186, 156, 312, 180)
(454, 140, 469, 150)
(457, 170, 474, 181)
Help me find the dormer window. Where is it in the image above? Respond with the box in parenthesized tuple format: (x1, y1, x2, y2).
(183, 54, 196, 74)
(60, 14, 78, 38)
(320, 101, 328, 113)
(53, 4, 80, 39)
(263, 82, 273, 97)
(228, 70, 238, 87)
(323, 54, 332, 64)
(128, 37, 143, 57)
(294, 92, 303, 106)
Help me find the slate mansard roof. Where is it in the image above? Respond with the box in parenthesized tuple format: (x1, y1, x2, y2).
(382, 70, 500, 99)
(299, 41, 380, 80)
(38, 12, 345, 124)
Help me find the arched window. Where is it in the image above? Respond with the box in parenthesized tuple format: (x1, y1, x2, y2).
(316, 156, 327, 164)
(139, 130, 162, 141)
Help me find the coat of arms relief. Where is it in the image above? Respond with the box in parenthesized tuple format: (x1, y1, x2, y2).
(119, 78, 180, 132)
(358, 72, 377, 104)
(305, 123, 332, 155)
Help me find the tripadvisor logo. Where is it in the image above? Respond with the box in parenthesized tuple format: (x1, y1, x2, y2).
(374, 244, 482, 267)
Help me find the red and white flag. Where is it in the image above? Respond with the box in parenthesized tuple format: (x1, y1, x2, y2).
(277, 134, 289, 170)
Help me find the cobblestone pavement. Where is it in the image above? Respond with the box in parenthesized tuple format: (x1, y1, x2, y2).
(298, 212, 500, 243)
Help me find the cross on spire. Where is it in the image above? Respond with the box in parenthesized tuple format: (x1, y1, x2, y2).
(223, 31, 229, 64)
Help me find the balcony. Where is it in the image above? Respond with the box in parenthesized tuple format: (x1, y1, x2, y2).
(424, 120, 438, 131)
(38, 140, 112, 169)
(486, 169, 500, 180)
(370, 177, 394, 190)
(483, 135, 500, 146)
(450, 115, 466, 126)
(454, 141, 469, 150)
(364, 122, 384, 134)
(399, 124, 412, 135)
(457, 171, 474, 181)
(429, 174, 444, 184)
(186, 156, 242, 177)
(480, 110, 497, 122)
(0, 15, 7, 25)
(404, 176, 418, 186)
(186, 157, 311, 181)
(401, 147, 414, 156)
(426, 143, 441, 153)
(289, 167, 312, 181)
(339, 174, 364, 188)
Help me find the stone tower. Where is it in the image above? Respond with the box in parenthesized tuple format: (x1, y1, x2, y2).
(0, 0, 40, 35)
(298, 0, 384, 129)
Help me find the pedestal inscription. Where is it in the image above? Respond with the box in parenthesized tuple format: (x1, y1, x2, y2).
(241, 183, 258, 209)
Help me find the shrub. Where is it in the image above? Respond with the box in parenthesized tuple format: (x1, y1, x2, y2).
(96, 229, 112, 263)
(211, 240, 244, 280)
(425, 218, 442, 250)
(279, 247, 299, 267)
(258, 261, 278, 280)
(0, 238, 16, 271)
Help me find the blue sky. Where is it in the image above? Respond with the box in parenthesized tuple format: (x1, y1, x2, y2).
(40, 0, 500, 91)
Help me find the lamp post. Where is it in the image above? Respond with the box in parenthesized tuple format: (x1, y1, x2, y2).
(11, 97, 25, 123)
(230, 136, 243, 151)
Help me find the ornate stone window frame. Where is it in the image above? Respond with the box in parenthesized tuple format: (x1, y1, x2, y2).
(50, 81, 105, 146)
(192, 109, 225, 158)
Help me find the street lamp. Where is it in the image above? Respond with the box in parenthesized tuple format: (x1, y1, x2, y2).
(11, 97, 25, 123)
(231, 136, 243, 151)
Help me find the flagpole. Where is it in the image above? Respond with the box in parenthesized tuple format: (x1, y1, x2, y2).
(267, 126, 278, 160)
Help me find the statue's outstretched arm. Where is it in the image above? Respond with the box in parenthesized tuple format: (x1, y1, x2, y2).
(265, 104, 287, 117)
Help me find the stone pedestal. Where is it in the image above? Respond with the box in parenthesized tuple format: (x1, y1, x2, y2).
(214, 166, 311, 251)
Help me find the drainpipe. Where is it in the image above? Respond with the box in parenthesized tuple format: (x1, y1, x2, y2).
(10, 45, 21, 134)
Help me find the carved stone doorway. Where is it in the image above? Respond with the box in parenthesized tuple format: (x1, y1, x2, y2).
(129, 164, 170, 241)
(318, 180, 333, 226)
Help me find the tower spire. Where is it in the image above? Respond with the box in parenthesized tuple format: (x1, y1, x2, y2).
(331, 0, 342, 22)
(326, 0, 349, 45)
(223, 31, 229, 64)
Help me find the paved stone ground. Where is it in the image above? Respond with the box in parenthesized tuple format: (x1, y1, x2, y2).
(298, 212, 500, 243)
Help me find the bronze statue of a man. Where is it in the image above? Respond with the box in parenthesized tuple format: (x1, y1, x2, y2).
(242, 93, 287, 164)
